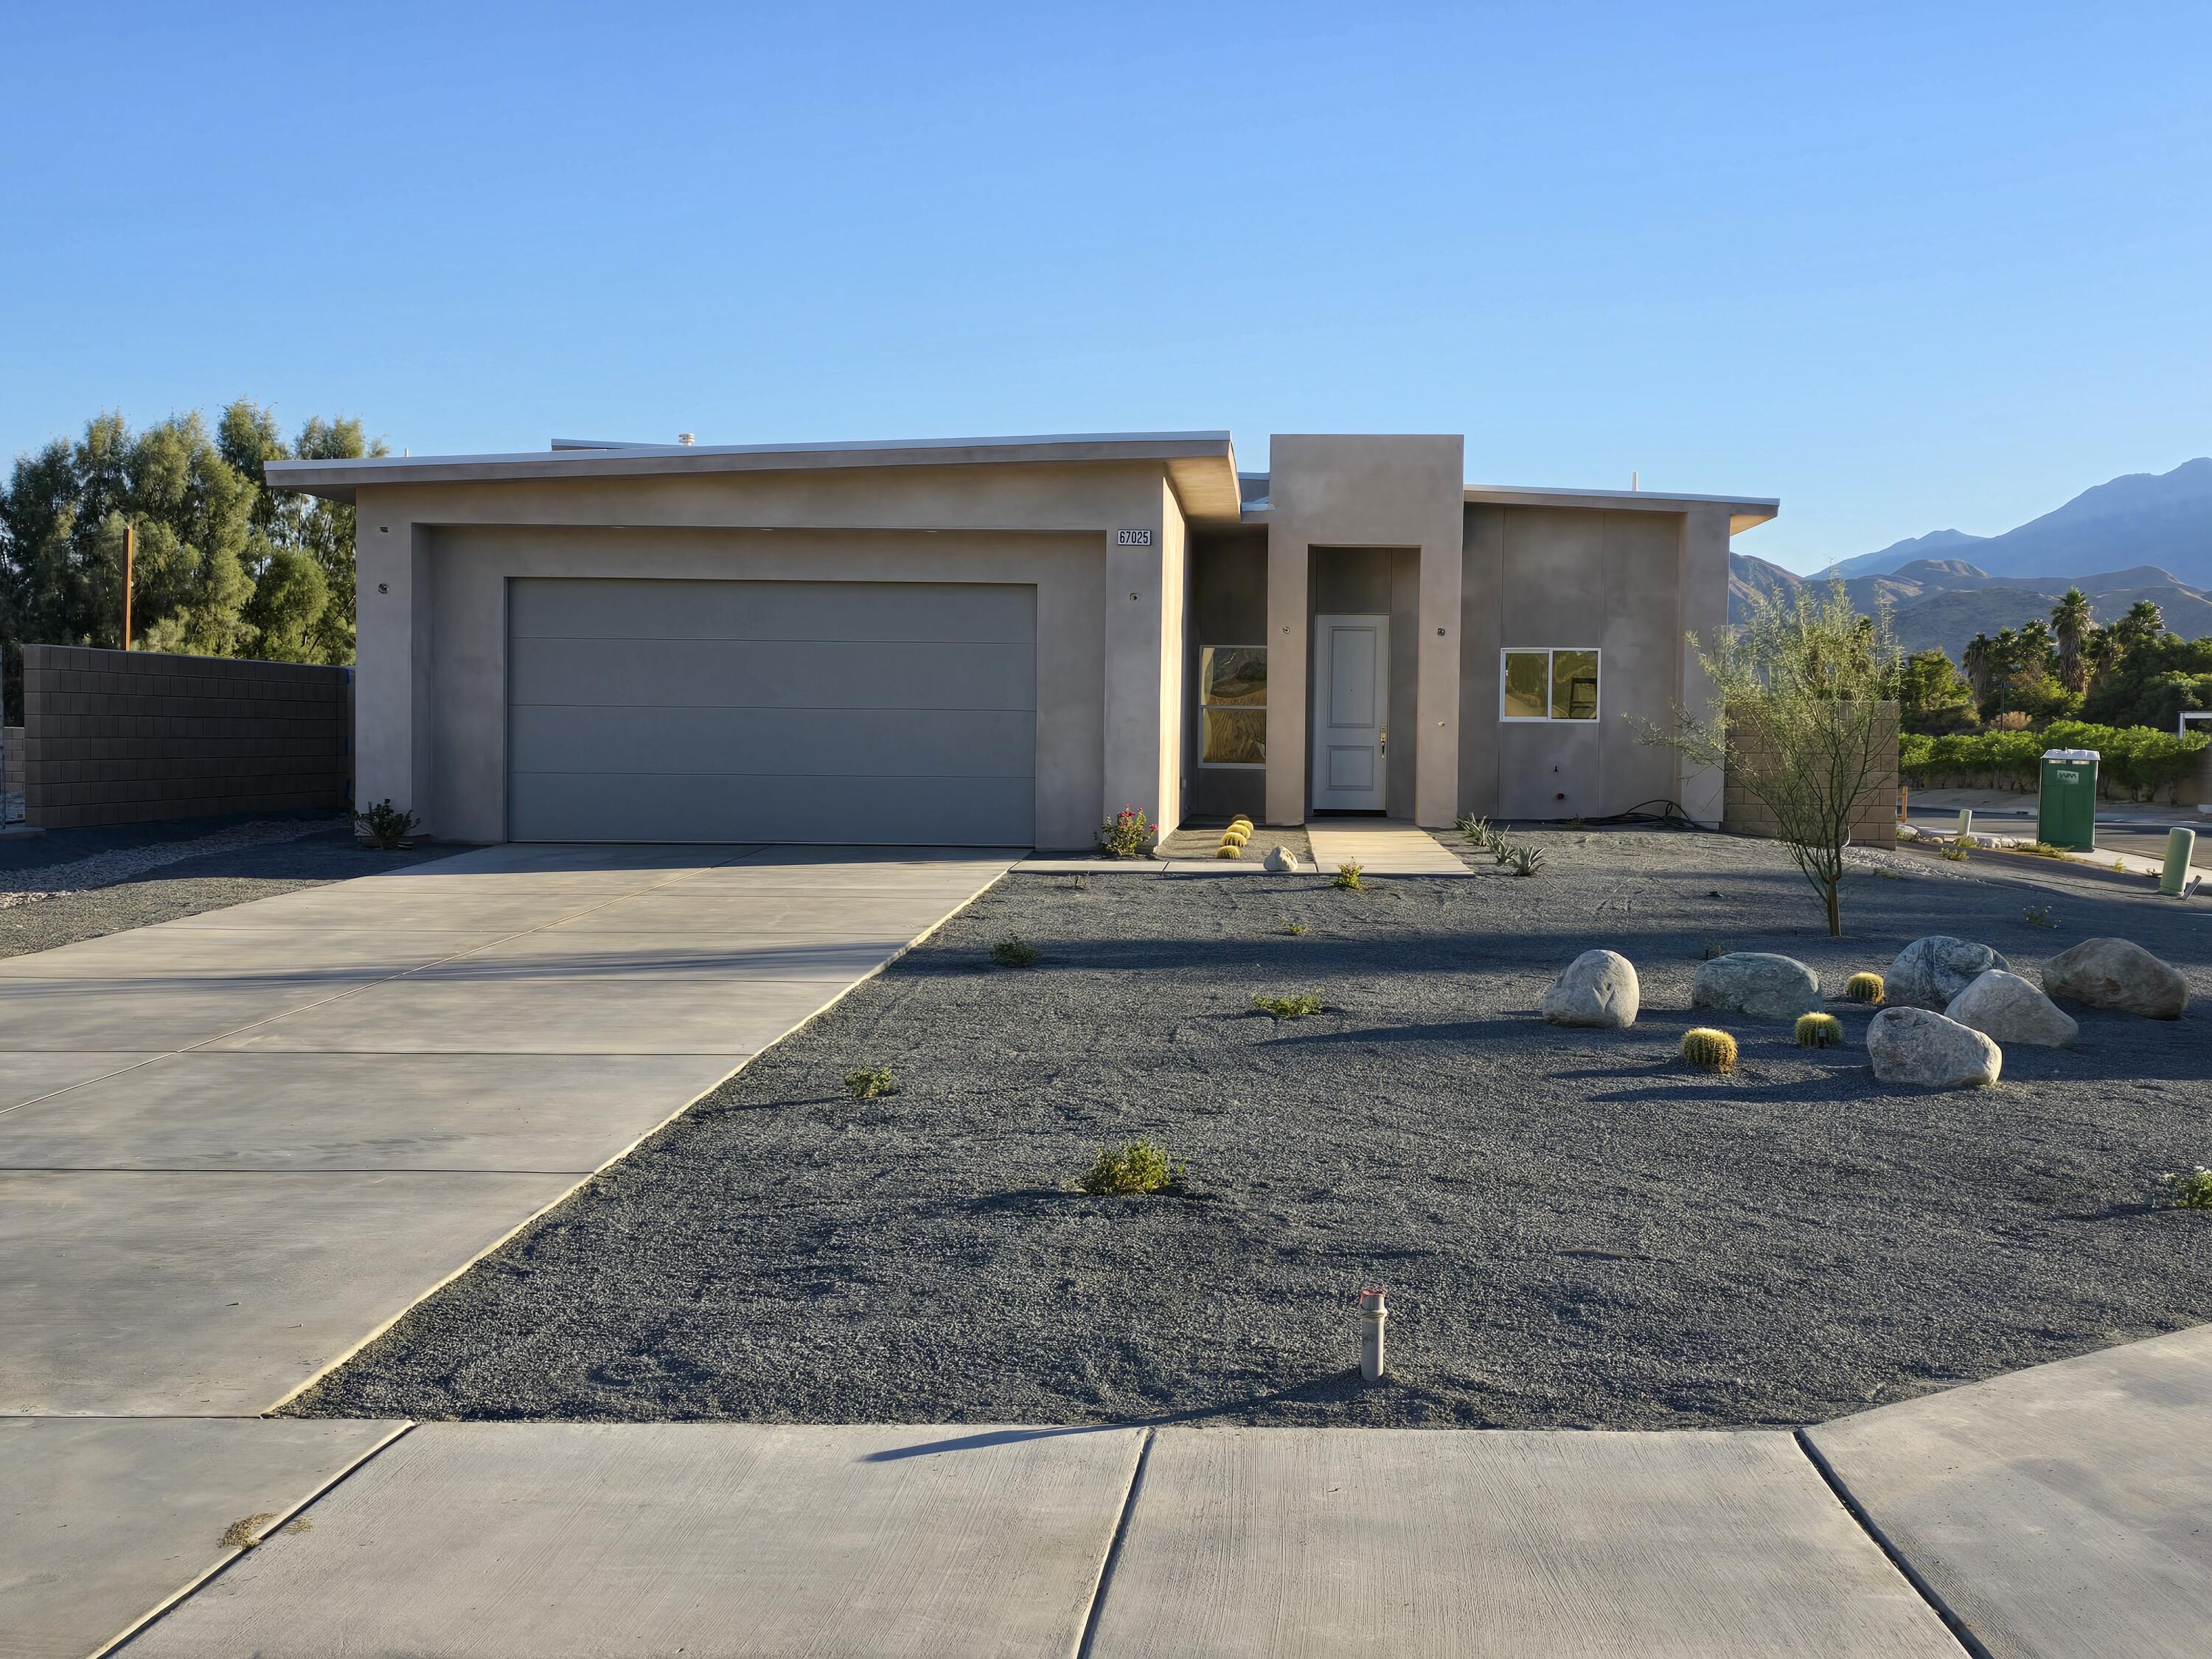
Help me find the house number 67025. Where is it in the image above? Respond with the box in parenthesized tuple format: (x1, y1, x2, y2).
(1116, 528, 1153, 546)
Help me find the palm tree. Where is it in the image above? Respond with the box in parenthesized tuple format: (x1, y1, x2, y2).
(2051, 587, 2094, 692)
(1962, 633, 1993, 703)
(1989, 627, 2020, 713)
(2112, 598, 2166, 656)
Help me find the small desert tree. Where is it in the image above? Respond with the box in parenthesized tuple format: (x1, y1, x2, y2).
(1645, 581, 1900, 936)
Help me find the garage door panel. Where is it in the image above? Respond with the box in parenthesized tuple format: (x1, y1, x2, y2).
(511, 638, 1034, 712)
(507, 578, 1037, 845)
(509, 706, 1034, 779)
(509, 772, 1034, 845)
(510, 578, 1036, 645)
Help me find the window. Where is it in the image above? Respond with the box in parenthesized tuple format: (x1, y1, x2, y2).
(1500, 648, 1601, 721)
(1200, 645, 1266, 765)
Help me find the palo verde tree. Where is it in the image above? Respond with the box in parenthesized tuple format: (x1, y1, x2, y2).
(1644, 580, 1902, 937)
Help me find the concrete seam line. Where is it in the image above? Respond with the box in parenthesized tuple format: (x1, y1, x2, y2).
(257, 858, 1016, 1414)
(1074, 1426, 1155, 1659)
(1792, 1427, 1991, 1659)
(85, 1419, 416, 1658)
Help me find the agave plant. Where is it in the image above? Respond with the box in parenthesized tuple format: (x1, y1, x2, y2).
(1509, 846, 1546, 877)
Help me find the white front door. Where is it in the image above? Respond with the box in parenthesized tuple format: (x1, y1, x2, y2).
(1310, 613, 1388, 812)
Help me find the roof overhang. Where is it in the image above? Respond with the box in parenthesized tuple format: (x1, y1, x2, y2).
(1464, 483, 1779, 536)
(265, 430, 1245, 524)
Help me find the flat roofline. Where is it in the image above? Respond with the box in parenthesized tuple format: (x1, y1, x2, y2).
(1464, 481, 1778, 535)
(265, 429, 1236, 501)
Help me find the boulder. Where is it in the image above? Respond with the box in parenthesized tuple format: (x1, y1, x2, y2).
(1264, 844, 1299, 874)
(1945, 970, 2077, 1048)
(2042, 938, 2190, 1020)
(1540, 950, 1640, 1029)
(1885, 936, 2009, 1009)
(1867, 1006, 2003, 1088)
(1691, 952, 1820, 1020)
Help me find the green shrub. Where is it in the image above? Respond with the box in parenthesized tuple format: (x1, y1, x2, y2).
(1901, 720, 2211, 802)
(990, 935, 1038, 967)
(1509, 846, 1546, 877)
(352, 799, 420, 849)
(1795, 1012, 1843, 1048)
(1333, 860, 1364, 890)
(1252, 990, 1325, 1018)
(1844, 972, 1885, 1004)
(1079, 1139, 1180, 1196)
(2021, 903, 2055, 928)
(1940, 843, 1971, 861)
(844, 1067, 895, 1101)
(1280, 919, 1308, 936)
(1682, 1028, 1738, 1071)
(2160, 1167, 2212, 1210)
(1097, 804, 1157, 858)
(1455, 812, 1490, 846)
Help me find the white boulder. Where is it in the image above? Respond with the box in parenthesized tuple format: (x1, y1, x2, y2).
(2043, 938, 2190, 1020)
(1867, 1006, 2003, 1088)
(1540, 950, 1640, 1029)
(1945, 969, 2077, 1048)
(1264, 844, 1299, 874)
(1886, 936, 2009, 1009)
(1691, 952, 1821, 1020)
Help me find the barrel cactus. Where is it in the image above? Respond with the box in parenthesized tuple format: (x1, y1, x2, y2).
(1795, 1012, 1844, 1048)
(1681, 1027, 1738, 1071)
(1844, 972, 1885, 1004)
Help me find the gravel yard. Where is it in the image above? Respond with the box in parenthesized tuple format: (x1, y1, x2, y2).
(0, 814, 442, 958)
(292, 827, 2212, 1430)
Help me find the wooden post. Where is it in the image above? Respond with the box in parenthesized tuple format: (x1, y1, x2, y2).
(122, 521, 135, 650)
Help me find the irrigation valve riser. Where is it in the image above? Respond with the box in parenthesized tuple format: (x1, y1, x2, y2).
(1358, 1287, 1388, 1382)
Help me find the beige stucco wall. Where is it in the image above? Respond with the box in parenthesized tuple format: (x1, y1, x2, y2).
(354, 460, 1191, 848)
(1458, 502, 1730, 823)
(1265, 437, 1464, 827)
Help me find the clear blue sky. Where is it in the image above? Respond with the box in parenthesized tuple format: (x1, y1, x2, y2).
(3, 1, 2207, 572)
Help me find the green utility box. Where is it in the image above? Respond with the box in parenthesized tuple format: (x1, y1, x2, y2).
(2037, 748, 2099, 850)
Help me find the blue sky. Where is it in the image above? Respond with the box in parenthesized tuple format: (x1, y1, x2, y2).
(2, 1, 2207, 571)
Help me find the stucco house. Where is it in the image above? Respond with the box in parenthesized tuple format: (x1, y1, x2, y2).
(268, 432, 1776, 849)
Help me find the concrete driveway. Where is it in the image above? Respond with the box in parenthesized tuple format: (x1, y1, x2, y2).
(0, 842, 1015, 1658)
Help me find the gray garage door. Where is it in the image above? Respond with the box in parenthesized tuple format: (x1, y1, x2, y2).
(507, 578, 1036, 844)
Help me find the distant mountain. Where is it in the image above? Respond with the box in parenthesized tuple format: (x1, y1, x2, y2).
(1820, 529, 1989, 580)
(1728, 552, 2212, 661)
(1812, 459, 2212, 586)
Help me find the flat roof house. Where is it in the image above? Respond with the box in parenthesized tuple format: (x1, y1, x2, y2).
(269, 433, 1776, 849)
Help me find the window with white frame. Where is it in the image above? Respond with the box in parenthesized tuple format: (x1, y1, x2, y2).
(1500, 648, 1600, 721)
(1199, 645, 1267, 765)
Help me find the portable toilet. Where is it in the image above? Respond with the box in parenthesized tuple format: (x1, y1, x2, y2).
(2037, 748, 2099, 850)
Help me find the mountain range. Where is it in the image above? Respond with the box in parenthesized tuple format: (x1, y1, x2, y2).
(1730, 457, 2212, 659)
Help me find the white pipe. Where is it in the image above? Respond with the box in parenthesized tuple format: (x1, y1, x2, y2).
(1358, 1288, 1388, 1381)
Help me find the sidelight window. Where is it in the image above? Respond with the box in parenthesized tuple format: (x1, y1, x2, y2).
(1199, 646, 1267, 765)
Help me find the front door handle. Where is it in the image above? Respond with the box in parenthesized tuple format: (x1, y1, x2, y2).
(1380, 727, 1388, 755)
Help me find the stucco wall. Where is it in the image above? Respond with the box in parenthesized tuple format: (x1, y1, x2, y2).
(355, 460, 1188, 848)
(1459, 504, 1698, 821)
(1265, 436, 1464, 827)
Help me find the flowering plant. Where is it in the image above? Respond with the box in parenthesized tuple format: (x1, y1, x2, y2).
(1097, 804, 1158, 858)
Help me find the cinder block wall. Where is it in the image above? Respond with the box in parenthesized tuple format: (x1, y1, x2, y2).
(1722, 701, 1899, 849)
(22, 645, 350, 830)
(3, 727, 21, 800)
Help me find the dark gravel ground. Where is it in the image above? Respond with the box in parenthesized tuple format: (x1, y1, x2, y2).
(291, 827, 2212, 1430)
(0, 815, 445, 959)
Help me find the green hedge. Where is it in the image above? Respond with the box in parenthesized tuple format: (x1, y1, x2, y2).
(1899, 722, 2209, 799)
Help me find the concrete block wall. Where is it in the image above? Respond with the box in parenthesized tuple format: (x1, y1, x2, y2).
(4, 727, 21, 800)
(22, 645, 350, 830)
(1722, 702, 1899, 849)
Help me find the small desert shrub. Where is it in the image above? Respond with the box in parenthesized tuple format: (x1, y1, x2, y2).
(1681, 1028, 1738, 1071)
(1844, 972, 1885, 1004)
(1703, 939, 1733, 961)
(1097, 804, 1157, 858)
(1333, 860, 1364, 890)
(352, 799, 420, 849)
(2022, 903, 2055, 928)
(990, 935, 1038, 967)
(1562, 815, 1587, 830)
(2161, 1167, 2212, 1210)
(1795, 1012, 1843, 1048)
(1509, 846, 1545, 877)
(844, 1066, 896, 1101)
(1079, 1139, 1180, 1196)
(1280, 919, 1307, 936)
(1252, 990, 1325, 1018)
(2018, 842, 2072, 860)
(1940, 843, 1971, 862)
